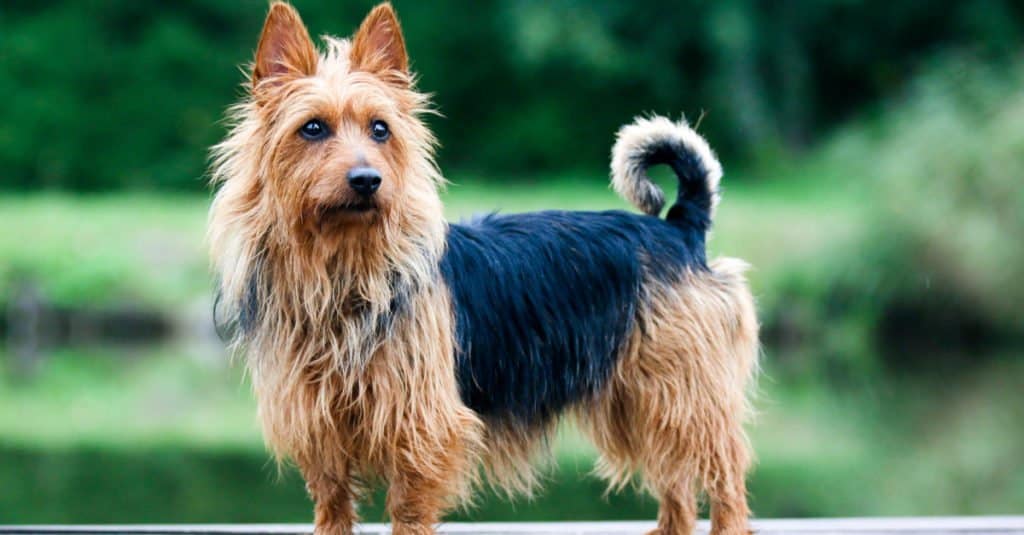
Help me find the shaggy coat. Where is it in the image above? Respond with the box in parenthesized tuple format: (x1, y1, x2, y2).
(208, 3, 759, 535)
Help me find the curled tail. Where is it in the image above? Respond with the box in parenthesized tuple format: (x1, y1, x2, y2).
(610, 115, 722, 234)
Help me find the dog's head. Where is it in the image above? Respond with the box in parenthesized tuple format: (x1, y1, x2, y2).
(213, 2, 442, 243)
(210, 2, 447, 339)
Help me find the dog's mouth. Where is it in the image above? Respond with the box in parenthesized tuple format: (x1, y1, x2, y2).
(319, 200, 378, 216)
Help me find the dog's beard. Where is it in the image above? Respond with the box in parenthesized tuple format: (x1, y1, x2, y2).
(247, 218, 437, 374)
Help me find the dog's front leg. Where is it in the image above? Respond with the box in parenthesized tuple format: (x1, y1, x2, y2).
(385, 412, 479, 535)
(302, 463, 357, 535)
(385, 462, 453, 535)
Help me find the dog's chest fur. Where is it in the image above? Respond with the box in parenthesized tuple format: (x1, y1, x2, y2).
(253, 280, 477, 477)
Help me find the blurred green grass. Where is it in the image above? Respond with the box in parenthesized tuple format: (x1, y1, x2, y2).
(0, 346, 259, 450)
(0, 194, 211, 307)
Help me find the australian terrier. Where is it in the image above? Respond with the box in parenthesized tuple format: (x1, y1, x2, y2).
(209, 3, 759, 534)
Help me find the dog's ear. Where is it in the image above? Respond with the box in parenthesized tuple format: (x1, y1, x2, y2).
(252, 2, 317, 87)
(350, 2, 409, 83)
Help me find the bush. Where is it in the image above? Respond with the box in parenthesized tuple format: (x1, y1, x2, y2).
(2, 1, 1022, 190)
(769, 56, 1024, 376)
(869, 58, 1024, 335)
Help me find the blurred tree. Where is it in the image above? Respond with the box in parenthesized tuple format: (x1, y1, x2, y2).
(0, 0, 1021, 191)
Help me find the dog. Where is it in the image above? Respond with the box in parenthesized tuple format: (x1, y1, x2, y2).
(208, 3, 759, 534)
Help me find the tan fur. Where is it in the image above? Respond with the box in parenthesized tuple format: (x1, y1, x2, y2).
(209, 3, 758, 534)
(477, 421, 559, 499)
(579, 258, 759, 535)
(210, 4, 481, 533)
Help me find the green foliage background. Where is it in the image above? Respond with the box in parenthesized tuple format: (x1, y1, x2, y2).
(3, 0, 1023, 190)
(3, 0, 1024, 524)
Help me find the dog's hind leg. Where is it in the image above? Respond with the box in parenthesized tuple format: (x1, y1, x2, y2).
(639, 399, 753, 535)
(696, 260, 759, 535)
(581, 345, 702, 535)
(584, 261, 758, 535)
(705, 424, 753, 535)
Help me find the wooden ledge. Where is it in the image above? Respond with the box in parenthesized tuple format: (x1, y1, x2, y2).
(2, 517, 1023, 535)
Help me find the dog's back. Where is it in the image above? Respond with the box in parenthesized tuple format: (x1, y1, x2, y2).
(443, 209, 703, 423)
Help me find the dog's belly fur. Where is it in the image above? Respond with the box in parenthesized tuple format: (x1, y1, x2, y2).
(441, 210, 705, 427)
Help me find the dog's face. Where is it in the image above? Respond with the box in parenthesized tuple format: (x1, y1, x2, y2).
(210, 2, 446, 323)
(245, 2, 435, 235)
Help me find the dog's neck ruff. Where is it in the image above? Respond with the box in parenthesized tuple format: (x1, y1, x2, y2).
(240, 219, 442, 375)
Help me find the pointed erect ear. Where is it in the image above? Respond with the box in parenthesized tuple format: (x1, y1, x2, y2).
(252, 2, 318, 87)
(350, 3, 409, 79)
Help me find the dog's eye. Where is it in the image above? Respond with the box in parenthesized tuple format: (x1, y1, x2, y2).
(299, 119, 329, 141)
(370, 119, 390, 142)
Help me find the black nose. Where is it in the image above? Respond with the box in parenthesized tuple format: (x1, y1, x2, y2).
(347, 167, 382, 197)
